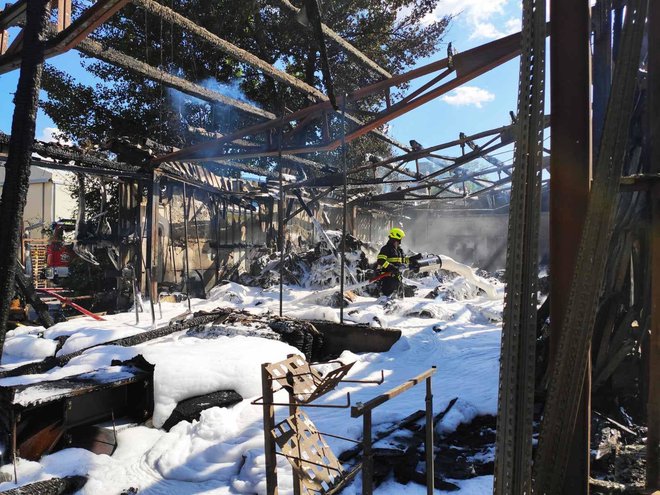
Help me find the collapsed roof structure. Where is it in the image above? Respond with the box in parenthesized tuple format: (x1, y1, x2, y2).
(0, 0, 658, 494)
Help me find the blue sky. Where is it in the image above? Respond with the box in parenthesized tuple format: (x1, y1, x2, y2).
(0, 0, 523, 165)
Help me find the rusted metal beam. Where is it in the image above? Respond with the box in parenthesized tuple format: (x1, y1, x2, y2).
(273, 0, 392, 79)
(0, 28, 8, 55)
(3, 29, 24, 57)
(54, 0, 71, 32)
(547, 0, 592, 493)
(535, 1, 646, 493)
(153, 31, 525, 164)
(647, 0, 660, 489)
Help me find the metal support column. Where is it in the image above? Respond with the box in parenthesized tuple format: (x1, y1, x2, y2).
(339, 98, 347, 323)
(361, 410, 373, 495)
(182, 182, 191, 311)
(592, 0, 612, 153)
(145, 171, 159, 323)
(425, 375, 434, 495)
(261, 363, 278, 495)
(277, 135, 284, 317)
(647, 0, 660, 488)
(548, 1, 592, 493)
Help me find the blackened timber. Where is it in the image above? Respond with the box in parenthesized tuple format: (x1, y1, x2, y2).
(0, 0, 50, 360)
(77, 38, 275, 120)
(0, 476, 87, 494)
(0, 312, 222, 380)
(0, 0, 27, 30)
(0, 132, 138, 173)
(274, 0, 392, 79)
(132, 0, 405, 152)
(185, 127, 330, 173)
(153, 32, 525, 164)
(0, 0, 129, 74)
(14, 262, 54, 328)
(132, 0, 327, 101)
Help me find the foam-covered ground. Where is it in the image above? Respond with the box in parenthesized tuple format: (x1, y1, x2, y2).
(0, 270, 504, 494)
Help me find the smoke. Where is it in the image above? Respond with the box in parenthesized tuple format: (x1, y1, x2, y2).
(167, 77, 260, 129)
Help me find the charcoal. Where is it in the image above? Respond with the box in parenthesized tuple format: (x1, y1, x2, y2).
(162, 390, 243, 431)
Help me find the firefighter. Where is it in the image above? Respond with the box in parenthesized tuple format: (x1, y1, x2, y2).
(376, 227, 421, 297)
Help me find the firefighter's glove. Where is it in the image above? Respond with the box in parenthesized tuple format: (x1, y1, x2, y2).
(410, 252, 423, 262)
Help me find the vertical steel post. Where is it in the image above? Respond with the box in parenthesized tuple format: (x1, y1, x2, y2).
(12, 412, 17, 483)
(182, 182, 191, 311)
(278, 133, 284, 317)
(425, 374, 434, 495)
(286, 355, 302, 495)
(261, 363, 278, 495)
(145, 172, 159, 324)
(592, 0, 612, 154)
(362, 410, 373, 495)
(549, 1, 592, 493)
(340, 98, 348, 323)
(647, 0, 660, 488)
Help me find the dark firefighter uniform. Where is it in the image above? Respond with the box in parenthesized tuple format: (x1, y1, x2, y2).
(376, 228, 420, 296)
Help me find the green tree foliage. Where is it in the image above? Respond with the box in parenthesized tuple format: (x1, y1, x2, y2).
(41, 0, 450, 171)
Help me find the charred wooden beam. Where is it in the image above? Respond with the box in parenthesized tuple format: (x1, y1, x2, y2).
(0, 0, 129, 74)
(0, 135, 140, 176)
(132, 0, 326, 101)
(0, 1, 27, 30)
(77, 38, 275, 120)
(154, 32, 524, 163)
(0, 476, 87, 494)
(132, 0, 407, 152)
(0, 312, 223, 379)
(0, 0, 51, 361)
(14, 261, 54, 328)
(273, 0, 392, 79)
(185, 126, 330, 173)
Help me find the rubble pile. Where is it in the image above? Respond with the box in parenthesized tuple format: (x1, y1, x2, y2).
(338, 399, 497, 492)
(236, 232, 372, 289)
(187, 307, 325, 361)
(590, 413, 648, 492)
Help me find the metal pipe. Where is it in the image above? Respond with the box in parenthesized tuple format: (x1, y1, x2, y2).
(362, 410, 372, 495)
(425, 375, 434, 495)
(340, 97, 347, 323)
(278, 129, 284, 317)
(182, 182, 191, 311)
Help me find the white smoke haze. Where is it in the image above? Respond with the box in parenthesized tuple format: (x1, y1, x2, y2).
(166, 77, 263, 128)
